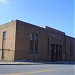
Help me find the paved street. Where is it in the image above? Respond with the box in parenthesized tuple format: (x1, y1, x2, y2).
(0, 64, 74, 75)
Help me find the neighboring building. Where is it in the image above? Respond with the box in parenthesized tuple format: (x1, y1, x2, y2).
(0, 20, 75, 62)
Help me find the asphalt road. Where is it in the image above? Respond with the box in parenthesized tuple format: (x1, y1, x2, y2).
(0, 64, 74, 75)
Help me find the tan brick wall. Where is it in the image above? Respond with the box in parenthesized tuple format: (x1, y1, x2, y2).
(0, 21, 16, 61)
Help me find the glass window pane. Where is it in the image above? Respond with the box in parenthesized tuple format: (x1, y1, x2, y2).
(30, 32, 34, 40)
(3, 32, 6, 40)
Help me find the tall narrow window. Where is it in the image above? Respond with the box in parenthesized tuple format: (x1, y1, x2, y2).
(3, 32, 6, 40)
(70, 41, 73, 56)
(35, 34, 38, 54)
(30, 32, 34, 54)
(2, 31, 6, 59)
(30, 32, 34, 40)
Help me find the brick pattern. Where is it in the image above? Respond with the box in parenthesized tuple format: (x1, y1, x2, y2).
(0, 20, 75, 62)
(0, 21, 16, 61)
(65, 36, 75, 61)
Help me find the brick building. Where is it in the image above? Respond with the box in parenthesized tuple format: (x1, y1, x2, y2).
(0, 20, 75, 62)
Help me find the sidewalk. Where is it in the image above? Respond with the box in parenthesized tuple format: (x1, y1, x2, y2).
(0, 61, 75, 65)
(0, 61, 40, 65)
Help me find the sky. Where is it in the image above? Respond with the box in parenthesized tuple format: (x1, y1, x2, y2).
(0, 0, 74, 37)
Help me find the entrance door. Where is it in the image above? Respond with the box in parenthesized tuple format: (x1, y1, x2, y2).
(59, 45, 62, 61)
(51, 44, 55, 62)
(56, 45, 59, 61)
(51, 44, 62, 62)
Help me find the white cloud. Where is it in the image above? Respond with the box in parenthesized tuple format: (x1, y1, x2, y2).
(0, 0, 9, 4)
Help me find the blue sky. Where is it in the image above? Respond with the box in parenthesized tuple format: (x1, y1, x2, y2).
(0, 0, 74, 37)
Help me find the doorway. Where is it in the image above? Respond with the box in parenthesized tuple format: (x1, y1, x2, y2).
(51, 44, 55, 62)
(51, 44, 62, 62)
